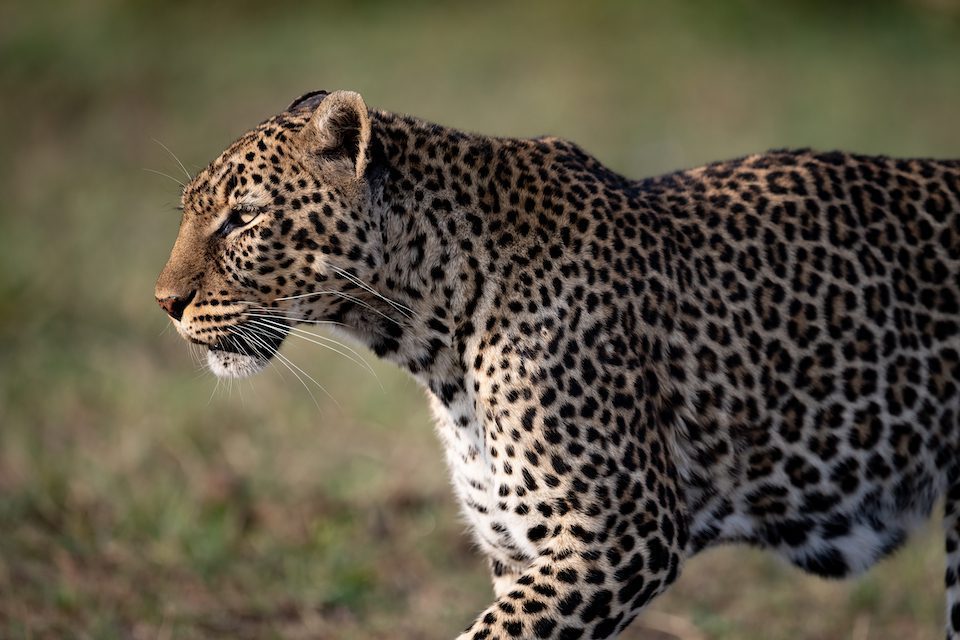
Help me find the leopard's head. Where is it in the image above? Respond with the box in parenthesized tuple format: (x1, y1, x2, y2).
(155, 90, 382, 378)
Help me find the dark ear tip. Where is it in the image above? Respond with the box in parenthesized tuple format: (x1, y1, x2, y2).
(287, 90, 329, 112)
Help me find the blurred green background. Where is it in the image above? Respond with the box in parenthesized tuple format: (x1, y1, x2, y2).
(2, 1, 959, 638)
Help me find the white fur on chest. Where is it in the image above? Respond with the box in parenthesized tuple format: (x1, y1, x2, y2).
(428, 393, 539, 565)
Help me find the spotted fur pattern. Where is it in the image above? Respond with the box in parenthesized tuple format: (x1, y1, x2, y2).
(156, 90, 960, 639)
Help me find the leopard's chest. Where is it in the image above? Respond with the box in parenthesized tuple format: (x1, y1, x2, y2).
(428, 393, 538, 566)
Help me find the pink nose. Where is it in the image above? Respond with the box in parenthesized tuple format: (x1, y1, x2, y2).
(156, 290, 196, 321)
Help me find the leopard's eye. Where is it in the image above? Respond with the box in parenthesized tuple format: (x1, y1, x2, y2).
(219, 204, 265, 235)
(234, 206, 260, 226)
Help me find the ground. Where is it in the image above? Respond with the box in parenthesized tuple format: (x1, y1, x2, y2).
(1, 1, 959, 638)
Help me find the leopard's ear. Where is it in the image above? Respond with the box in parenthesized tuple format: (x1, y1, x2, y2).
(286, 90, 329, 113)
(301, 90, 371, 180)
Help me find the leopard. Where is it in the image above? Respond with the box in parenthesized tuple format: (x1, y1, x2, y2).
(155, 89, 960, 639)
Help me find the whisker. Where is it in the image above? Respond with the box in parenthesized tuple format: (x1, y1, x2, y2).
(235, 302, 358, 329)
(242, 311, 346, 327)
(187, 341, 208, 373)
(186, 340, 211, 379)
(271, 324, 375, 373)
(152, 138, 193, 181)
(233, 325, 339, 411)
(143, 167, 186, 189)
(208, 375, 221, 405)
(328, 264, 417, 319)
(246, 318, 382, 388)
(234, 325, 289, 384)
(232, 325, 320, 410)
(273, 289, 406, 327)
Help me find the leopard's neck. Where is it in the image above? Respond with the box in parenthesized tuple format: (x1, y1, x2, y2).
(333, 112, 507, 395)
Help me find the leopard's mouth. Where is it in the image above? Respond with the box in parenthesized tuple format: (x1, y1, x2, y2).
(205, 325, 288, 378)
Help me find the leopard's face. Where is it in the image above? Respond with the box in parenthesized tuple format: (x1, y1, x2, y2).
(155, 91, 380, 378)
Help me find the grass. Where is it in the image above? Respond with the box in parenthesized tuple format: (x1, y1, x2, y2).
(1, 1, 958, 637)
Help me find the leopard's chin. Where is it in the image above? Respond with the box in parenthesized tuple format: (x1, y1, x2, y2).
(203, 327, 286, 379)
(206, 349, 270, 378)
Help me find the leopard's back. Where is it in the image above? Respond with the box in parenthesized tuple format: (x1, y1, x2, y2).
(649, 150, 960, 576)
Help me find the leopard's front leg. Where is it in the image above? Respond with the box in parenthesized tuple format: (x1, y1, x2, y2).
(459, 442, 687, 640)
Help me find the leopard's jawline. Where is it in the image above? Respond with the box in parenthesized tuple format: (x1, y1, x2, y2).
(206, 348, 270, 379)
(204, 327, 286, 379)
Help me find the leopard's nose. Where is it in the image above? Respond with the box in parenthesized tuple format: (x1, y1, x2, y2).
(156, 289, 196, 321)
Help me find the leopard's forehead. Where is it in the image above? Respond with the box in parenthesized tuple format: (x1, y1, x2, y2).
(181, 110, 313, 214)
